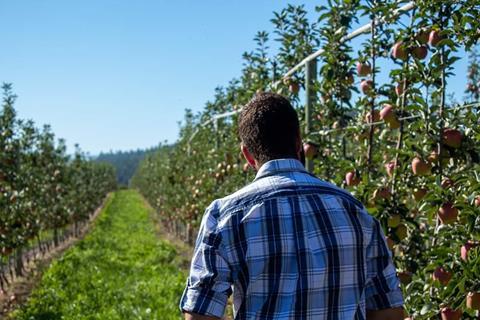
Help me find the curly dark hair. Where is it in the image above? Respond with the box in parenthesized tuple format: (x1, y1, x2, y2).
(238, 92, 300, 164)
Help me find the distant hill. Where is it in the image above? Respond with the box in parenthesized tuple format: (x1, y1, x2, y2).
(95, 148, 156, 186)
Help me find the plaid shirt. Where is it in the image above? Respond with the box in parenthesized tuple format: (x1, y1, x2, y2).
(180, 159, 403, 319)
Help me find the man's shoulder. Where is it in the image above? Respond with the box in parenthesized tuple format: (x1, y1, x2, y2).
(210, 172, 368, 220)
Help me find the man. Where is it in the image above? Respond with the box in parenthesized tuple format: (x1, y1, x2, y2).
(180, 93, 404, 320)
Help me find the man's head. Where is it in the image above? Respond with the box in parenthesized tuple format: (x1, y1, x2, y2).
(238, 92, 301, 169)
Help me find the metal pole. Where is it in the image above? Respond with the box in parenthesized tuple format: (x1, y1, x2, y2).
(305, 58, 317, 173)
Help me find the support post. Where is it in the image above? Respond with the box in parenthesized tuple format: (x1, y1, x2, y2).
(305, 58, 317, 173)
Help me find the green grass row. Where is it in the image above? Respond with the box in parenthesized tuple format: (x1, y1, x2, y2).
(12, 190, 186, 320)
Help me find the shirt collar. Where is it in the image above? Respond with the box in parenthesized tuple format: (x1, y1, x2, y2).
(254, 158, 308, 181)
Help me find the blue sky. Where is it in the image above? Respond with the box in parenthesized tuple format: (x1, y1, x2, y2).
(1, 1, 471, 155)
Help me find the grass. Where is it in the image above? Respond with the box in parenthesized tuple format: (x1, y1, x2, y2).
(12, 190, 186, 320)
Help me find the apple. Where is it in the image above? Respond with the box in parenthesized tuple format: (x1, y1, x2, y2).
(385, 161, 396, 177)
(441, 178, 454, 189)
(289, 82, 300, 94)
(413, 188, 427, 201)
(466, 292, 480, 310)
(416, 29, 430, 44)
(356, 62, 372, 76)
(438, 202, 458, 225)
(387, 214, 401, 228)
(475, 196, 480, 207)
(380, 104, 396, 123)
(395, 224, 408, 240)
(365, 109, 380, 123)
(360, 79, 374, 95)
(385, 236, 395, 250)
(392, 42, 408, 61)
(304, 143, 317, 159)
(442, 128, 462, 148)
(345, 171, 361, 186)
(429, 30, 444, 47)
(373, 187, 391, 200)
(412, 45, 428, 59)
(397, 271, 413, 285)
(440, 307, 462, 320)
(428, 150, 439, 163)
(411, 157, 431, 176)
(461, 241, 478, 261)
(1, 247, 12, 256)
(432, 266, 452, 285)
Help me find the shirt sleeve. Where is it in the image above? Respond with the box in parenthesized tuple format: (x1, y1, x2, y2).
(364, 217, 403, 310)
(179, 201, 232, 318)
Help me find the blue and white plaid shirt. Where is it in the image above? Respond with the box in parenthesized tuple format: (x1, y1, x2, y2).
(180, 159, 403, 319)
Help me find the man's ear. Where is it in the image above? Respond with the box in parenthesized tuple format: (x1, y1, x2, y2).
(241, 143, 256, 169)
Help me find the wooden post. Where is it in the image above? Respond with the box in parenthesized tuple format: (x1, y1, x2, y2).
(305, 58, 317, 173)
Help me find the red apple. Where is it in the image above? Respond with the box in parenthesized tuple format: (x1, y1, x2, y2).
(438, 202, 458, 225)
(397, 271, 413, 285)
(428, 150, 439, 163)
(442, 128, 462, 148)
(385, 236, 395, 250)
(365, 109, 380, 123)
(373, 187, 391, 200)
(1, 247, 12, 256)
(412, 45, 428, 59)
(360, 79, 374, 95)
(413, 188, 427, 201)
(392, 42, 408, 61)
(356, 62, 372, 76)
(345, 171, 361, 187)
(475, 196, 480, 207)
(429, 30, 444, 47)
(440, 307, 462, 320)
(289, 82, 300, 94)
(441, 178, 454, 189)
(380, 104, 396, 123)
(466, 292, 480, 310)
(385, 161, 396, 177)
(411, 157, 431, 176)
(432, 266, 452, 285)
(303, 143, 317, 159)
(461, 241, 478, 261)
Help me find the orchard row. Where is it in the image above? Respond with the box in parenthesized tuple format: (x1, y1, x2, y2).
(0, 84, 116, 283)
(133, 1, 480, 319)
